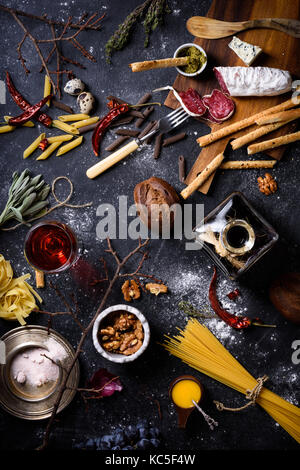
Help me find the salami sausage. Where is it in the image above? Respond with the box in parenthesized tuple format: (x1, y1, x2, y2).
(214, 66, 292, 97)
(202, 89, 235, 121)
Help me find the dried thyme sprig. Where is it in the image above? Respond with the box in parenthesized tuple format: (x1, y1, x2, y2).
(105, 0, 171, 63)
(178, 301, 216, 319)
(0, 169, 50, 228)
(143, 0, 171, 47)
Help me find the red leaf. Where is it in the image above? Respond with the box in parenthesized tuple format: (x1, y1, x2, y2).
(87, 368, 122, 398)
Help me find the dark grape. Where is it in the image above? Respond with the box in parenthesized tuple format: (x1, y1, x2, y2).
(138, 426, 149, 439)
(85, 438, 95, 450)
(94, 437, 102, 450)
(101, 434, 114, 449)
(149, 427, 160, 439)
(114, 431, 126, 447)
(122, 445, 134, 450)
(136, 438, 152, 450)
(73, 442, 85, 450)
(150, 438, 160, 449)
(124, 425, 138, 442)
(112, 445, 122, 450)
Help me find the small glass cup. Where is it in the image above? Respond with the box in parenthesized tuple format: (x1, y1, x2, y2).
(24, 220, 79, 274)
(193, 192, 279, 279)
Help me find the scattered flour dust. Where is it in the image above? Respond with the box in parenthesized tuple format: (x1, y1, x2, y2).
(167, 268, 244, 344)
(11, 337, 67, 387)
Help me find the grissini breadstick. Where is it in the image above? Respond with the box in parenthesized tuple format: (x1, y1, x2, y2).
(231, 121, 289, 150)
(220, 160, 277, 169)
(180, 153, 224, 199)
(256, 108, 300, 125)
(129, 57, 188, 72)
(247, 130, 300, 155)
(197, 95, 299, 147)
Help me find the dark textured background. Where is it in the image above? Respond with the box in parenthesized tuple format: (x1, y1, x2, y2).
(0, 0, 299, 451)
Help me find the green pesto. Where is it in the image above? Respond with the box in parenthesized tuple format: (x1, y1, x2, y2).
(178, 46, 206, 74)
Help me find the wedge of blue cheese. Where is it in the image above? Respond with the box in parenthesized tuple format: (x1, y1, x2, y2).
(228, 36, 262, 66)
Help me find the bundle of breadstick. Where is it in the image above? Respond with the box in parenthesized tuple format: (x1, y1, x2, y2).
(197, 92, 300, 153)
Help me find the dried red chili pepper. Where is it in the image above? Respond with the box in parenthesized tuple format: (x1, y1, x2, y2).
(38, 138, 49, 151)
(227, 288, 240, 301)
(8, 95, 52, 126)
(5, 72, 52, 127)
(208, 268, 275, 329)
(92, 103, 130, 156)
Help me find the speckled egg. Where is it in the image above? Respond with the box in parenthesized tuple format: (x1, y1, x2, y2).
(77, 92, 95, 114)
(64, 78, 85, 96)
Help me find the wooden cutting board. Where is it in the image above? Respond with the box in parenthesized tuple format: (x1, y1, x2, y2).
(164, 0, 300, 194)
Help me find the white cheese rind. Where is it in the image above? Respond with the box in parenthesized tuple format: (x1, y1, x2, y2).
(215, 66, 292, 96)
(228, 36, 262, 66)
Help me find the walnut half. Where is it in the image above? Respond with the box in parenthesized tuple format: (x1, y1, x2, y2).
(121, 279, 141, 302)
(145, 282, 168, 296)
(257, 173, 277, 195)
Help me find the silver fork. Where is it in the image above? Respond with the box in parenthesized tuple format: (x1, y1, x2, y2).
(86, 107, 189, 179)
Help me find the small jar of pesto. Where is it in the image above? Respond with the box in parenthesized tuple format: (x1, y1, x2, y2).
(174, 43, 207, 77)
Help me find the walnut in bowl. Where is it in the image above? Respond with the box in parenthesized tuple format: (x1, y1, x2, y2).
(92, 305, 150, 363)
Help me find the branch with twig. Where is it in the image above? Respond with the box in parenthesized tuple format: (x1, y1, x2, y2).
(0, 4, 105, 97)
(37, 237, 159, 450)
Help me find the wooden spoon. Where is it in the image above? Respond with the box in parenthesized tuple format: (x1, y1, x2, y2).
(129, 57, 189, 72)
(187, 17, 300, 39)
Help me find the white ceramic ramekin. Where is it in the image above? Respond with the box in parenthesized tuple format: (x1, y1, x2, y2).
(92, 304, 150, 363)
(173, 42, 207, 77)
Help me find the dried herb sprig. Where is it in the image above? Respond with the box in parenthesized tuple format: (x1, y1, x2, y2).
(143, 0, 171, 47)
(105, 0, 171, 63)
(178, 300, 216, 319)
(0, 169, 50, 228)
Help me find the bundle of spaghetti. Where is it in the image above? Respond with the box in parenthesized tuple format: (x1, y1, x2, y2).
(163, 318, 300, 443)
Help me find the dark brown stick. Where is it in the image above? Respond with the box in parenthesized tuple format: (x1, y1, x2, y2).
(138, 121, 156, 139)
(178, 155, 186, 182)
(145, 120, 158, 144)
(135, 105, 154, 128)
(129, 109, 145, 119)
(115, 129, 140, 137)
(52, 100, 74, 114)
(78, 122, 99, 134)
(162, 132, 186, 147)
(154, 133, 163, 159)
(105, 135, 129, 151)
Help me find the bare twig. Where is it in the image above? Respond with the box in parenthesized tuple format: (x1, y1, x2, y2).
(37, 237, 151, 450)
(0, 5, 105, 30)
(0, 4, 104, 94)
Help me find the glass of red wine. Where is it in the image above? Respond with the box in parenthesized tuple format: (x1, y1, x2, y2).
(24, 220, 79, 274)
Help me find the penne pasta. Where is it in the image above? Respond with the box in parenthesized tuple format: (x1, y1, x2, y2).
(36, 141, 62, 160)
(44, 75, 52, 107)
(47, 134, 73, 143)
(56, 136, 83, 156)
(58, 114, 90, 122)
(4, 116, 34, 127)
(0, 125, 15, 133)
(71, 116, 99, 129)
(23, 133, 46, 159)
(52, 119, 79, 135)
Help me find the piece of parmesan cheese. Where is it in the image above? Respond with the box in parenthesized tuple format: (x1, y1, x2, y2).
(228, 36, 262, 66)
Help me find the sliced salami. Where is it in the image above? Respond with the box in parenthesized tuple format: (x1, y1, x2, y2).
(202, 89, 235, 121)
(178, 88, 207, 116)
(153, 85, 206, 117)
(214, 66, 292, 97)
(201, 109, 223, 124)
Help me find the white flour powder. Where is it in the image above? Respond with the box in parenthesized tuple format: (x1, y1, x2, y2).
(11, 337, 67, 387)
